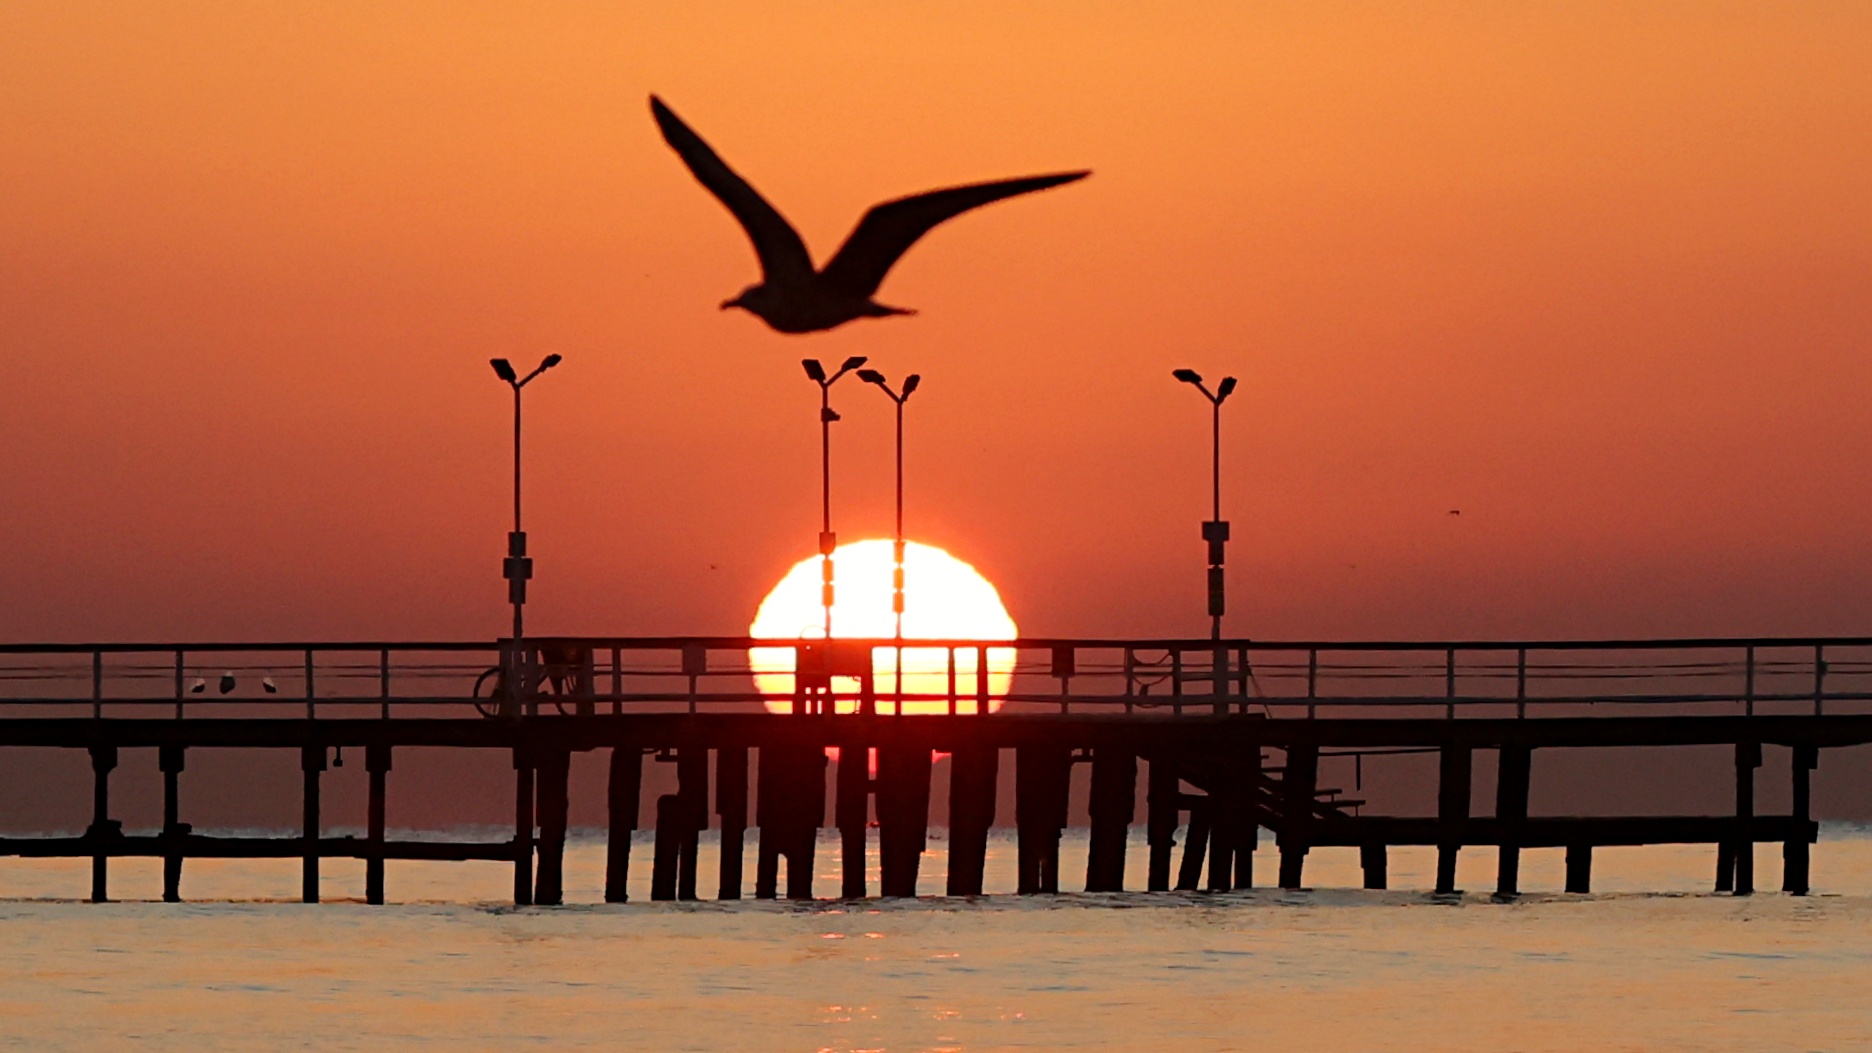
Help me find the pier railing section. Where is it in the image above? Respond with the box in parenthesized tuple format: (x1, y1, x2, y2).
(1, 636, 1869, 719)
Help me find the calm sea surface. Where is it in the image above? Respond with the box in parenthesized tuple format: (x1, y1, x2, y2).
(4, 826, 1870, 1051)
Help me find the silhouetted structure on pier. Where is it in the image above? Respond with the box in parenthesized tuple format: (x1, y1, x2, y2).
(1, 635, 1864, 903)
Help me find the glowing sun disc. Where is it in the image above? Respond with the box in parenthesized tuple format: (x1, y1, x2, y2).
(749, 540, 1017, 714)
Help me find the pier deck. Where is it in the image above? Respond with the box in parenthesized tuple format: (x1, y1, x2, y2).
(2, 635, 1865, 903)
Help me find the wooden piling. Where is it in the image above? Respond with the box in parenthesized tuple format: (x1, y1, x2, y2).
(1085, 748, 1135, 893)
(1015, 746, 1070, 894)
(1495, 744, 1531, 899)
(300, 745, 324, 904)
(1207, 772, 1238, 892)
(1734, 740, 1760, 896)
(716, 745, 748, 900)
(87, 746, 116, 903)
(1783, 745, 1816, 895)
(677, 748, 707, 900)
(159, 745, 186, 903)
(533, 749, 570, 906)
(877, 745, 933, 898)
(365, 743, 391, 905)
(945, 746, 998, 897)
(1146, 757, 1179, 892)
(836, 745, 870, 898)
(1277, 744, 1318, 889)
(756, 744, 823, 900)
(1175, 802, 1211, 891)
(1565, 843, 1592, 893)
(1434, 745, 1472, 895)
(1234, 745, 1261, 890)
(1715, 840, 1736, 893)
(1360, 843, 1387, 889)
(512, 748, 534, 906)
(605, 746, 642, 903)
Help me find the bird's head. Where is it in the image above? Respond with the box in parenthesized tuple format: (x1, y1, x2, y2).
(721, 283, 775, 315)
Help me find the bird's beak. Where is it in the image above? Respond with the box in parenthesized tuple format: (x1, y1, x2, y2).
(719, 296, 740, 311)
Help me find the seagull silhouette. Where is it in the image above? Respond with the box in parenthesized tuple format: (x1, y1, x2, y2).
(651, 95, 1088, 334)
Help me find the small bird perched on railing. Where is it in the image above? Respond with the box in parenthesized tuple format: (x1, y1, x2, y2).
(651, 95, 1088, 334)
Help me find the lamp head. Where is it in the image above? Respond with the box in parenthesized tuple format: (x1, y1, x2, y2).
(540, 354, 563, 371)
(856, 369, 885, 385)
(1173, 368, 1202, 385)
(802, 359, 827, 383)
(490, 358, 518, 383)
(1216, 376, 1238, 400)
(901, 374, 920, 397)
(839, 355, 868, 373)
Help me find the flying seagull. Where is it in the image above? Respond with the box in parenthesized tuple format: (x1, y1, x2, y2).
(651, 95, 1088, 334)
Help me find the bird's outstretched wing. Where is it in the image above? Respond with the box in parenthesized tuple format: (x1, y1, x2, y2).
(819, 172, 1088, 298)
(650, 96, 815, 284)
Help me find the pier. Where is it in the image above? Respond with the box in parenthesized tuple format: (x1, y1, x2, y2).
(1, 635, 1865, 903)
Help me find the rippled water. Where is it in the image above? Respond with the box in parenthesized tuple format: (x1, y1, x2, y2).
(4, 827, 1870, 1051)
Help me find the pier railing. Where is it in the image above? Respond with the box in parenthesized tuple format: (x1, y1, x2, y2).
(1, 636, 1869, 719)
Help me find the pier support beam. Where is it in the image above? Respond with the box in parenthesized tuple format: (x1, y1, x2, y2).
(512, 748, 534, 906)
(1565, 843, 1593, 893)
(835, 746, 870, 899)
(1175, 800, 1210, 891)
(1783, 745, 1816, 895)
(756, 744, 823, 900)
(1495, 744, 1531, 899)
(1234, 745, 1261, 890)
(1360, 843, 1388, 889)
(300, 745, 324, 904)
(1732, 741, 1760, 896)
(365, 744, 391, 905)
(1146, 758, 1178, 892)
(877, 745, 932, 898)
(1277, 744, 1318, 889)
(1435, 745, 1472, 895)
(1015, 746, 1071, 894)
(533, 749, 570, 906)
(945, 746, 998, 897)
(88, 746, 117, 903)
(605, 746, 642, 903)
(652, 749, 708, 901)
(159, 745, 187, 903)
(1085, 749, 1135, 893)
(716, 746, 748, 900)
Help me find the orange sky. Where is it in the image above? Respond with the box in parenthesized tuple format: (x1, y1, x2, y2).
(2, 2, 1870, 643)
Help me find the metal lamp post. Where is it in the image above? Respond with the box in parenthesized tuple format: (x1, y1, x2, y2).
(859, 369, 921, 713)
(1173, 367, 1238, 648)
(491, 354, 562, 715)
(802, 356, 868, 641)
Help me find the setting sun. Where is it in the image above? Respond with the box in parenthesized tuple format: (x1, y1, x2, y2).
(748, 539, 1017, 713)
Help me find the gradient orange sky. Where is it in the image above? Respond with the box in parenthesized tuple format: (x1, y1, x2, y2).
(3, 3, 1870, 643)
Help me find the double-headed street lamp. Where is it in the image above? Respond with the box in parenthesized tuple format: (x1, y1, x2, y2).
(802, 356, 868, 641)
(1173, 368, 1238, 641)
(491, 354, 562, 714)
(856, 369, 921, 640)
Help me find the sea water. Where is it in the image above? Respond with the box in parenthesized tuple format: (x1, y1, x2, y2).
(3, 827, 1870, 1051)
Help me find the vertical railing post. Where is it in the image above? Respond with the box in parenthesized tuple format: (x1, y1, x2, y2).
(91, 650, 103, 720)
(1813, 644, 1826, 717)
(975, 645, 988, 716)
(304, 649, 316, 719)
(947, 646, 957, 716)
(1743, 645, 1755, 717)
(1444, 648, 1456, 719)
(611, 646, 622, 715)
(1123, 648, 1135, 715)
(1306, 649, 1318, 719)
(379, 649, 391, 720)
(1171, 647, 1183, 717)
(1515, 648, 1527, 719)
(174, 649, 185, 720)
